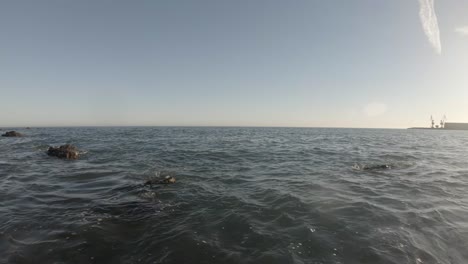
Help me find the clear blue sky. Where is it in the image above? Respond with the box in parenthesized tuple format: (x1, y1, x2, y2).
(1, 0, 467, 128)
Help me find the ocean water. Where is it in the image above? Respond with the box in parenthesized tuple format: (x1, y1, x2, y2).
(1, 127, 468, 264)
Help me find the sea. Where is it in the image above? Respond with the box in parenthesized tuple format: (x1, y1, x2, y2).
(1, 127, 468, 264)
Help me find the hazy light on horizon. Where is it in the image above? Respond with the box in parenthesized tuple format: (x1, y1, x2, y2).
(363, 103, 388, 118)
(418, 0, 441, 54)
(455, 26, 468, 36)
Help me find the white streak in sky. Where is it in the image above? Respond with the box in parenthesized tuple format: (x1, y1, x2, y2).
(455, 26, 468, 36)
(418, 0, 441, 54)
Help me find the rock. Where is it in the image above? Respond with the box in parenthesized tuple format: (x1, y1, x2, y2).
(161, 175, 176, 184)
(145, 175, 176, 185)
(362, 164, 391, 170)
(369, 164, 390, 170)
(1, 131, 23, 137)
(353, 164, 392, 171)
(47, 144, 80, 159)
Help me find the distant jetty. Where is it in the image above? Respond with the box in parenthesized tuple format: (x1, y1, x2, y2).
(409, 116, 468, 130)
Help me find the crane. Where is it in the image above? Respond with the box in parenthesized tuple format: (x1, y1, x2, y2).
(440, 115, 447, 128)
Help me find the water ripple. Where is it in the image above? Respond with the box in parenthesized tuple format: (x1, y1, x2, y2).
(1, 127, 468, 263)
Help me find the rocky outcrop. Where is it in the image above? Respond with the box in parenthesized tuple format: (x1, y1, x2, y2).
(363, 164, 391, 170)
(47, 144, 80, 159)
(145, 175, 176, 185)
(353, 164, 391, 171)
(160, 176, 176, 184)
(1, 131, 23, 137)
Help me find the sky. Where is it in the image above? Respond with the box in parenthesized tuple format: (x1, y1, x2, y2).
(0, 0, 467, 128)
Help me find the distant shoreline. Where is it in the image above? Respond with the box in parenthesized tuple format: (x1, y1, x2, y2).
(408, 127, 468, 131)
(0, 126, 407, 130)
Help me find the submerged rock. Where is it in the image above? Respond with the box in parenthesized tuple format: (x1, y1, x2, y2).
(47, 144, 80, 159)
(353, 164, 391, 171)
(161, 175, 176, 184)
(1, 131, 23, 137)
(372, 164, 391, 170)
(364, 164, 391, 170)
(145, 175, 176, 185)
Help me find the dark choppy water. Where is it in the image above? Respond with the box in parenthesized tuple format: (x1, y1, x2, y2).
(1, 127, 468, 264)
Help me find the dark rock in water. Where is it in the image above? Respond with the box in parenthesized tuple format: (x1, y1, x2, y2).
(161, 175, 176, 184)
(1, 131, 23, 137)
(363, 164, 391, 170)
(47, 144, 80, 159)
(353, 164, 392, 171)
(26, 127, 31, 129)
(145, 175, 176, 185)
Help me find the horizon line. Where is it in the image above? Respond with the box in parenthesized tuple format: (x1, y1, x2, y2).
(1, 125, 408, 130)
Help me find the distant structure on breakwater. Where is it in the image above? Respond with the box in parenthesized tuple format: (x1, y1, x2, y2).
(409, 115, 468, 130)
